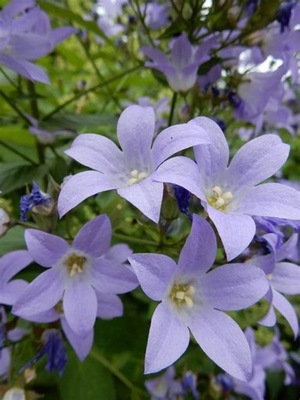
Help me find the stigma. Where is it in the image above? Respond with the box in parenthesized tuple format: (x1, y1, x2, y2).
(208, 185, 233, 211)
(170, 283, 196, 309)
(127, 169, 148, 186)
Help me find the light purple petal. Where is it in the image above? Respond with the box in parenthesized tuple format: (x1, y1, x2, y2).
(10, 35, 52, 60)
(191, 117, 229, 187)
(271, 262, 300, 295)
(188, 308, 252, 380)
(50, 26, 77, 45)
(129, 254, 176, 301)
(91, 259, 138, 294)
(116, 105, 155, 169)
(96, 293, 123, 319)
(64, 133, 125, 174)
(12, 267, 65, 316)
(105, 244, 133, 263)
(227, 135, 289, 191)
(61, 316, 93, 361)
(259, 305, 277, 327)
(152, 156, 205, 200)
(58, 171, 117, 217)
(18, 309, 59, 323)
(207, 206, 256, 261)
(142, 47, 169, 65)
(63, 281, 97, 338)
(3, 0, 35, 18)
(238, 183, 300, 220)
(152, 122, 210, 167)
(0, 280, 28, 306)
(0, 250, 32, 283)
(272, 290, 299, 338)
(145, 303, 190, 374)
(178, 215, 216, 275)
(117, 178, 163, 223)
(202, 264, 269, 310)
(25, 229, 69, 267)
(171, 34, 192, 67)
(73, 214, 112, 257)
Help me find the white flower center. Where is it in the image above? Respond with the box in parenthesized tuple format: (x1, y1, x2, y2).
(127, 169, 148, 186)
(208, 185, 233, 211)
(170, 283, 196, 309)
(63, 253, 87, 277)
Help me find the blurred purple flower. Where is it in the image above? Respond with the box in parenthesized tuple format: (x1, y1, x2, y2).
(58, 105, 210, 223)
(145, 365, 183, 400)
(129, 215, 268, 379)
(20, 181, 53, 222)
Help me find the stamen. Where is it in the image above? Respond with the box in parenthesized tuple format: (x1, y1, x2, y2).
(208, 186, 233, 211)
(127, 170, 148, 186)
(170, 283, 196, 309)
(63, 253, 87, 277)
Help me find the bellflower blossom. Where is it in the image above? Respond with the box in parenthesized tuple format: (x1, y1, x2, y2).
(153, 117, 300, 260)
(13, 215, 138, 339)
(0, 0, 76, 83)
(20, 181, 54, 222)
(129, 215, 269, 380)
(58, 105, 210, 223)
(143, 33, 216, 92)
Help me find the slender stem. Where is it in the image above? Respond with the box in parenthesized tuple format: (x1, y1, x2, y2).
(0, 89, 30, 124)
(42, 65, 142, 121)
(0, 67, 20, 90)
(90, 350, 148, 398)
(0, 140, 37, 165)
(168, 91, 177, 126)
(130, 0, 155, 47)
(113, 232, 157, 247)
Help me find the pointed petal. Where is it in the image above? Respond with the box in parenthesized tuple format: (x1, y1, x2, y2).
(227, 135, 289, 191)
(171, 34, 192, 67)
(61, 317, 93, 361)
(238, 183, 300, 220)
(96, 293, 123, 319)
(152, 122, 210, 167)
(178, 215, 216, 274)
(117, 178, 163, 223)
(152, 156, 205, 200)
(105, 244, 132, 263)
(272, 290, 299, 338)
(64, 133, 125, 174)
(25, 229, 69, 267)
(189, 309, 252, 381)
(0, 280, 28, 306)
(58, 171, 117, 217)
(73, 214, 112, 257)
(145, 303, 190, 374)
(13, 268, 64, 317)
(208, 207, 256, 261)
(63, 281, 97, 338)
(50, 26, 77, 45)
(0, 250, 32, 283)
(202, 264, 269, 310)
(271, 262, 300, 295)
(142, 47, 169, 65)
(91, 259, 138, 294)
(191, 117, 229, 187)
(259, 305, 277, 327)
(128, 254, 176, 301)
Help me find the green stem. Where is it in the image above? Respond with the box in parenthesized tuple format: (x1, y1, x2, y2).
(42, 65, 142, 121)
(0, 89, 30, 124)
(113, 232, 157, 247)
(0, 140, 37, 165)
(90, 350, 148, 398)
(168, 91, 177, 126)
(130, 0, 155, 47)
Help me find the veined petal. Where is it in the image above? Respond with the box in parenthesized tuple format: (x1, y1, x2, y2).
(63, 281, 97, 338)
(259, 305, 277, 327)
(0, 280, 28, 306)
(202, 264, 269, 310)
(152, 156, 205, 200)
(64, 133, 125, 175)
(145, 303, 190, 374)
(117, 178, 163, 223)
(0, 250, 32, 283)
(61, 317, 93, 361)
(191, 117, 229, 187)
(96, 293, 123, 319)
(25, 229, 69, 267)
(227, 135, 289, 192)
(129, 254, 175, 301)
(207, 206, 256, 261)
(73, 214, 112, 257)
(171, 34, 192, 67)
(12, 268, 64, 317)
(105, 244, 132, 263)
(238, 183, 300, 220)
(272, 290, 299, 338)
(58, 171, 117, 218)
(152, 122, 210, 167)
(188, 309, 252, 381)
(178, 215, 216, 275)
(271, 262, 300, 295)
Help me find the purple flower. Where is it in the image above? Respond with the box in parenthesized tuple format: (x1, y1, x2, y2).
(143, 34, 216, 92)
(13, 214, 137, 339)
(145, 366, 183, 400)
(20, 181, 53, 222)
(153, 117, 300, 260)
(143, 2, 170, 30)
(128, 215, 269, 379)
(58, 105, 210, 223)
(0, 0, 76, 83)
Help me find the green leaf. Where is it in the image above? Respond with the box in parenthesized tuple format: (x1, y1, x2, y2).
(58, 349, 116, 400)
(0, 226, 25, 256)
(0, 127, 35, 146)
(0, 163, 47, 194)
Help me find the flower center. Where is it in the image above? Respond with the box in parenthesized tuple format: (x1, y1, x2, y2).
(208, 185, 233, 211)
(127, 169, 148, 186)
(169, 283, 195, 308)
(63, 253, 87, 277)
